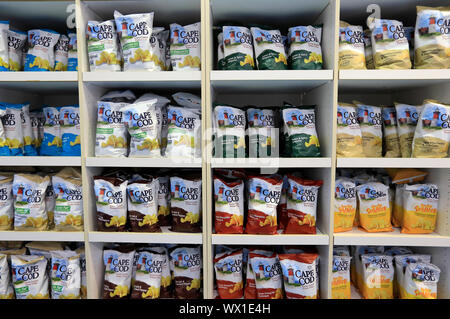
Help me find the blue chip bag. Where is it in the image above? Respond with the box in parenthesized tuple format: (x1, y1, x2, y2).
(40, 106, 62, 156)
(60, 105, 80, 156)
(1, 103, 24, 156)
(25, 29, 60, 71)
(0, 105, 10, 155)
(21, 104, 37, 156)
(67, 31, 77, 71)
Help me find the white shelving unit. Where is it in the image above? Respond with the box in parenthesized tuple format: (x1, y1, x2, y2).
(0, 0, 449, 300)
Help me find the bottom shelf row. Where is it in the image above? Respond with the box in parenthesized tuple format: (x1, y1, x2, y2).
(0, 240, 446, 300)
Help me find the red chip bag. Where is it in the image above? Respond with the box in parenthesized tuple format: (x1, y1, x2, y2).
(214, 176, 244, 234)
(214, 249, 243, 299)
(249, 252, 283, 299)
(284, 175, 323, 234)
(277, 175, 289, 230)
(244, 249, 273, 299)
(245, 175, 283, 235)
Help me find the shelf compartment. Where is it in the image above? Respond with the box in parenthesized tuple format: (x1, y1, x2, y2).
(0, 231, 85, 242)
(88, 227, 202, 244)
(0, 156, 81, 167)
(334, 228, 450, 247)
(86, 157, 202, 168)
(212, 229, 329, 245)
(337, 158, 450, 168)
(210, 157, 332, 168)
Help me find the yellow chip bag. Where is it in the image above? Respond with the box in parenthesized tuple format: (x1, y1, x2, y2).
(334, 177, 357, 232)
(403, 262, 440, 299)
(392, 184, 405, 227)
(354, 102, 382, 157)
(331, 255, 351, 299)
(381, 106, 401, 157)
(394, 254, 431, 298)
(339, 21, 366, 69)
(336, 102, 364, 157)
(401, 184, 438, 234)
(356, 182, 392, 233)
(361, 254, 394, 299)
(412, 100, 450, 158)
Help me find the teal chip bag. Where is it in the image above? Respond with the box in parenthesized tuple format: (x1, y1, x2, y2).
(2, 103, 24, 156)
(281, 104, 320, 157)
(0, 105, 10, 155)
(288, 25, 323, 70)
(40, 106, 62, 156)
(21, 104, 38, 156)
(60, 105, 80, 156)
(251, 27, 287, 70)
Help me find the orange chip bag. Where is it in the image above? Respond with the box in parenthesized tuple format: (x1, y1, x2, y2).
(361, 254, 394, 299)
(401, 184, 438, 234)
(278, 253, 319, 299)
(244, 249, 273, 299)
(245, 175, 283, 235)
(386, 168, 428, 184)
(214, 249, 243, 299)
(356, 182, 392, 232)
(214, 176, 244, 234)
(249, 252, 283, 299)
(284, 175, 323, 234)
(331, 255, 352, 299)
(334, 177, 357, 232)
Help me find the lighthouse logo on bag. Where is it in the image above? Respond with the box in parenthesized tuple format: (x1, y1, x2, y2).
(420, 105, 449, 130)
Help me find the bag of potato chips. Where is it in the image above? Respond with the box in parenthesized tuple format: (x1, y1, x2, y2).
(246, 175, 282, 235)
(170, 246, 201, 299)
(127, 178, 160, 233)
(2, 103, 24, 156)
(334, 177, 357, 233)
(54, 34, 69, 71)
(336, 102, 364, 157)
(214, 176, 244, 234)
(170, 175, 202, 233)
(67, 31, 77, 71)
(7, 29, 26, 71)
(279, 253, 319, 299)
(394, 254, 431, 298)
(222, 26, 255, 70)
(75, 246, 87, 298)
(25, 29, 60, 71)
(244, 249, 273, 299)
(20, 104, 37, 156)
(403, 262, 440, 299)
(412, 100, 450, 158)
(50, 250, 81, 299)
(394, 103, 423, 158)
(355, 102, 382, 157)
(392, 184, 405, 227)
(147, 246, 172, 298)
(414, 6, 450, 69)
(369, 19, 411, 69)
(401, 184, 438, 234)
(363, 29, 374, 69)
(60, 105, 81, 156)
(214, 249, 243, 299)
(331, 255, 352, 299)
(251, 27, 287, 70)
(0, 253, 14, 299)
(217, 32, 225, 70)
(0, 21, 9, 71)
(352, 246, 384, 291)
(0, 106, 9, 156)
(356, 182, 392, 232)
(249, 252, 283, 299)
(11, 254, 49, 299)
(131, 251, 164, 299)
(170, 22, 201, 71)
(87, 20, 121, 71)
(13, 174, 50, 231)
(94, 176, 127, 231)
(0, 175, 13, 230)
(41, 106, 62, 156)
(103, 247, 135, 299)
(247, 107, 277, 158)
(287, 25, 323, 70)
(339, 21, 366, 69)
(361, 254, 394, 299)
(114, 11, 155, 71)
(381, 106, 401, 157)
(213, 105, 246, 158)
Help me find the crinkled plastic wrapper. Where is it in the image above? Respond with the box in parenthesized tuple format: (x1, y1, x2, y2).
(336, 102, 364, 157)
(339, 21, 366, 69)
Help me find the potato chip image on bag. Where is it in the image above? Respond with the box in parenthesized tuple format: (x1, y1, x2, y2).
(25, 29, 60, 71)
(334, 177, 357, 233)
(412, 100, 450, 158)
(401, 184, 438, 234)
(170, 22, 201, 71)
(356, 182, 392, 233)
(394, 254, 431, 298)
(94, 176, 127, 231)
(394, 103, 423, 158)
(288, 25, 323, 70)
(103, 247, 135, 299)
(285, 175, 323, 234)
(50, 250, 81, 299)
(13, 174, 50, 231)
(11, 254, 49, 299)
(214, 175, 244, 234)
(381, 106, 401, 158)
(213, 105, 246, 158)
(131, 251, 164, 299)
(222, 26, 254, 70)
(0, 175, 13, 231)
(87, 20, 121, 71)
(214, 249, 243, 299)
(7, 29, 26, 71)
(0, 253, 14, 299)
(170, 246, 201, 299)
(361, 254, 394, 299)
(279, 253, 319, 299)
(251, 27, 287, 70)
(354, 102, 382, 157)
(147, 246, 172, 298)
(249, 252, 283, 299)
(414, 6, 450, 69)
(339, 22, 366, 69)
(246, 175, 283, 235)
(336, 102, 364, 157)
(331, 255, 352, 299)
(403, 262, 440, 299)
(369, 19, 411, 69)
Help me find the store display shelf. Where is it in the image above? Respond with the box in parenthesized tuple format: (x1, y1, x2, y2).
(210, 157, 332, 168)
(212, 229, 329, 245)
(0, 231, 85, 242)
(210, 70, 333, 92)
(337, 158, 450, 168)
(86, 157, 202, 168)
(88, 227, 202, 244)
(0, 72, 78, 91)
(333, 228, 450, 247)
(339, 69, 450, 91)
(83, 71, 201, 89)
(0, 156, 82, 167)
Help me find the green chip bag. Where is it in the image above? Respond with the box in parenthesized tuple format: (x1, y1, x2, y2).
(288, 25, 323, 70)
(251, 27, 287, 70)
